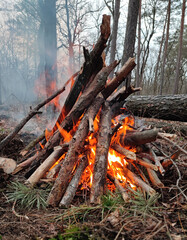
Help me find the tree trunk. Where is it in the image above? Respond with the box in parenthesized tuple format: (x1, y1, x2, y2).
(44, 0, 57, 98)
(160, 0, 171, 95)
(135, 0, 141, 90)
(126, 94, 187, 121)
(121, 0, 140, 87)
(153, 14, 167, 94)
(109, 0, 121, 79)
(173, 0, 186, 94)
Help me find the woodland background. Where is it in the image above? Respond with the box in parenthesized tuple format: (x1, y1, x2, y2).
(0, 0, 186, 107)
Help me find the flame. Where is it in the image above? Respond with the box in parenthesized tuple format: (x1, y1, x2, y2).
(56, 122, 72, 143)
(46, 108, 136, 192)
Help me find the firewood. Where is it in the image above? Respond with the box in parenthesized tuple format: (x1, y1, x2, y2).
(45, 60, 119, 150)
(102, 58, 136, 99)
(90, 101, 112, 204)
(111, 143, 136, 160)
(14, 61, 118, 175)
(143, 158, 164, 188)
(146, 144, 165, 176)
(107, 173, 129, 201)
(52, 14, 111, 133)
(120, 129, 159, 147)
(59, 156, 88, 207)
(47, 92, 106, 206)
(26, 146, 66, 186)
(162, 150, 181, 168)
(123, 168, 156, 195)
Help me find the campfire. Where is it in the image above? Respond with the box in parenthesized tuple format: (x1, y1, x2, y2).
(3, 15, 169, 208)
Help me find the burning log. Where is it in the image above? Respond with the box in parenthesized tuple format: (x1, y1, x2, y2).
(119, 129, 159, 147)
(90, 101, 112, 204)
(26, 146, 66, 186)
(143, 158, 164, 188)
(47, 61, 118, 207)
(107, 173, 129, 201)
(123, 168, 156, 195)
(59, 156, 88, 208)
(111, 143, 136, 160)
(53, 14, 111, 132)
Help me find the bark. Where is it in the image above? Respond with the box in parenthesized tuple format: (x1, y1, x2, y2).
(173, 0, 186, 94)
(26, 146, 66, 186)
(111, 143, 136, 160)
(102, 58, 136, 99)
(126, 95, 187, 121)
(124, 168, 156, 195)
(59, 156, 88, 207)
(90, 101, 112, 204)
(53, 15, 111, 132)
(44, 0, 57, 99)
(109, 0, 121, 78)
(121, 0, 140, 87)
(46, 60, 119, 151)
(47, 93, 105, 206)
(135, 0, 141, 89)
(119, 129, 159, 147)
(143, 158, 164, 188)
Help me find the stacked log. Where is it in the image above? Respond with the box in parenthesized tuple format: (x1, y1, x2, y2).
(8, 15, 172, 208)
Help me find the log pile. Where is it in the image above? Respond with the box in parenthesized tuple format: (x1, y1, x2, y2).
(1, 15, 184, 208)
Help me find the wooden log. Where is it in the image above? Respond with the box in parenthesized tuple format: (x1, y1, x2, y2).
(111, 144, 157, 170)
(146, 144, 165, 176)
(90, 101, 112, 204)
(47, 93, 105, 206)
(125, 94, 187, 122)
(111, 143, 136, 160)
(14, 61, 118, 175)
(120, 129, 159, 147)
(123, 168, 156, 195)
(143, 158, 164, 188)
(102, 58, 136, 99)
(45, 60, 119, 150)
(59, 156, 88, 207)
(162, 150, 181, 168)
(26, 146, 66, 186)
(52, 14, 111, 132)
(107, 173, 129, 201)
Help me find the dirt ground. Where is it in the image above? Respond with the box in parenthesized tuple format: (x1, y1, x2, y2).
(0, 107, 186, 240)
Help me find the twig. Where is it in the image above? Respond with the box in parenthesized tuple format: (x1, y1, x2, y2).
(158, 132, 187, 155)
(12, 200, 29, 220)
(0, 86, 66, 151)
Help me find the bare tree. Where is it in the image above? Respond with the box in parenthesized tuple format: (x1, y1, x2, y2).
(121, 0, 140, 87)
(108, 0, 121, 79)
(173, 0, 186, 94)
(135, 0, 141, 91)
(160, 0, 171, 95)
(153, 13, 167, 94)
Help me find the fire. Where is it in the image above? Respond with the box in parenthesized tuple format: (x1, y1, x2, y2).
(56, 122, 72, 143)
(45, 106, 136, 193)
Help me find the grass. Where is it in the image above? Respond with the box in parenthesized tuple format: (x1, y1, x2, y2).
(6, 181, 51, 210)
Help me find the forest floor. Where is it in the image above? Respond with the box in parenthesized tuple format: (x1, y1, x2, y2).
(0, 104, 186, 240)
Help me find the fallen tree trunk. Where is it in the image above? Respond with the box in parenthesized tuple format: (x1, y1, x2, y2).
(125, 94, 187, 122)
